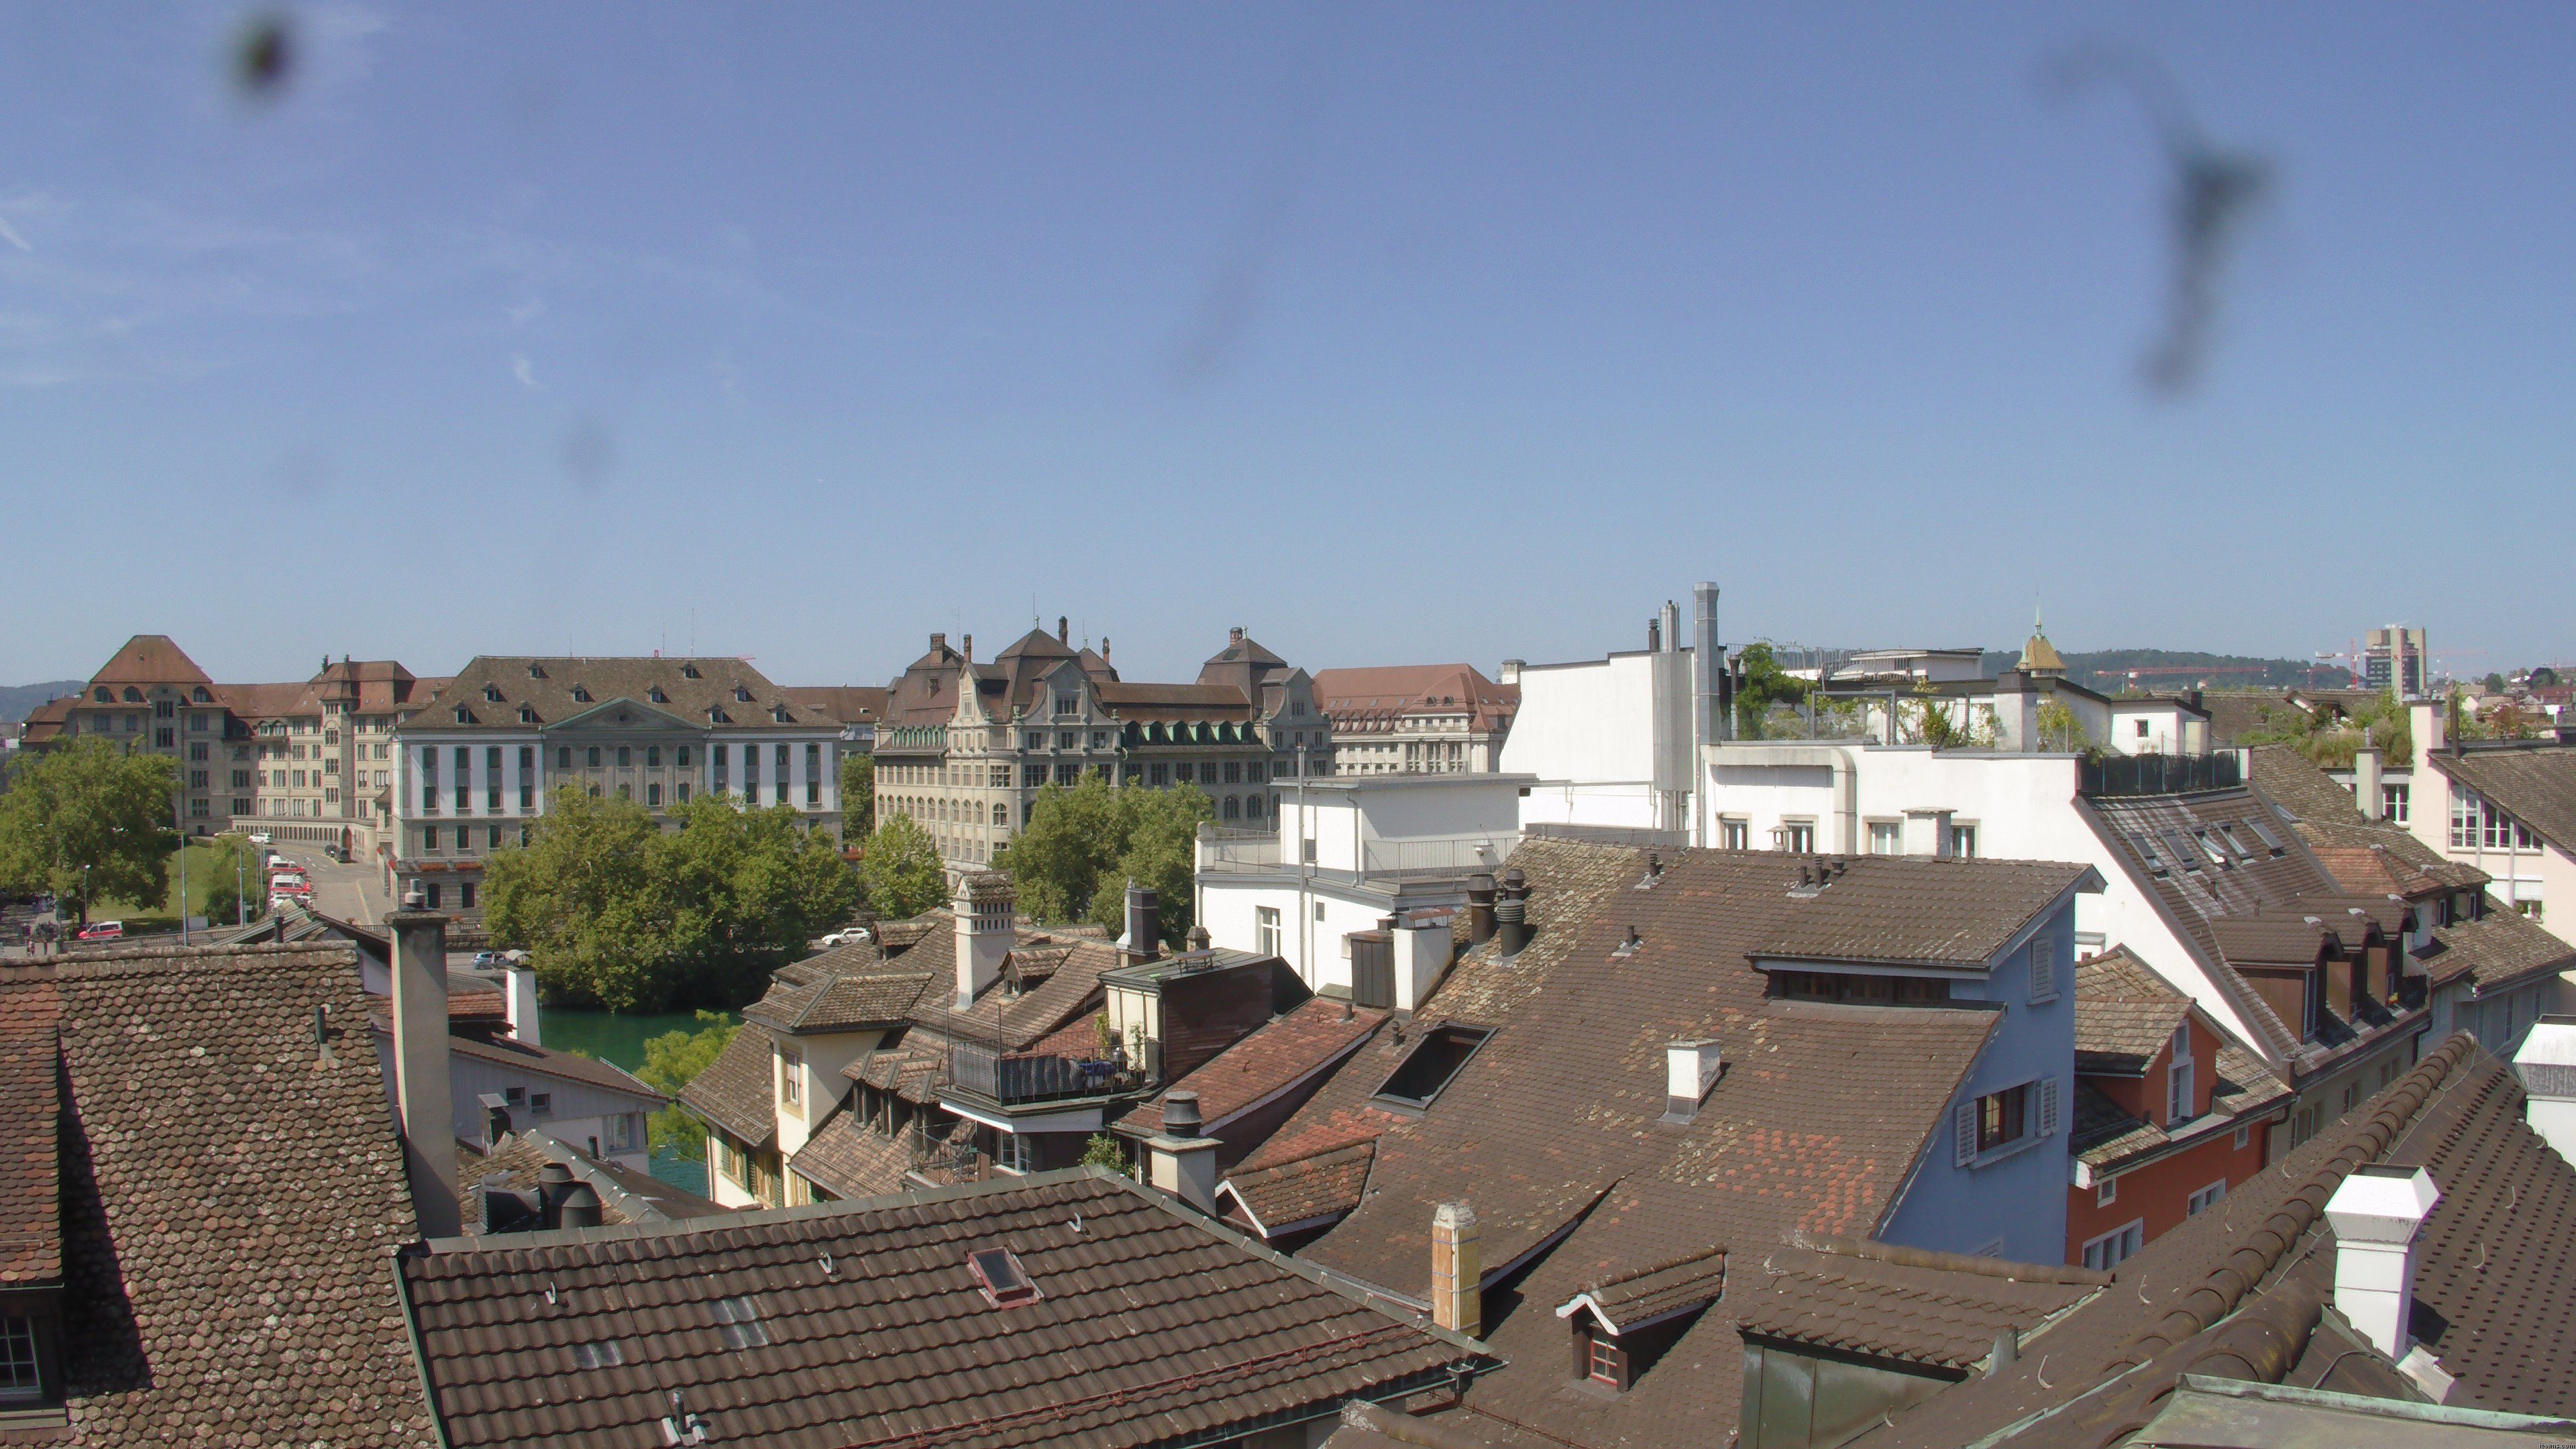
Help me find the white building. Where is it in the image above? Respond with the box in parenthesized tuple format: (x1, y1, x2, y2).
(2396, 701, 2576, 943)
(1499, 592, 1723, 837)
(1194, 772, 1528, 996)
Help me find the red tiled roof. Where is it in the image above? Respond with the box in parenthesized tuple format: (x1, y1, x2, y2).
(0, 979, 61, 1286)
(1313, 663, 1517, 733)
(1116, 998, 1387, 1136)
(1729, 1240, 2100, 1373)
(88, 633, 211, 686)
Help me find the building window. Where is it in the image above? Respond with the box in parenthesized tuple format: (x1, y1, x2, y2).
(2081, 1221, 2144, 1272)
(1867, 820, 1900, 855)
(2166, 1024, 2195, 1125)
(425, 826, 441, 851)
(2187, 1180, 2226, 1216)
(2383, 783, 2410, 823)
(2096, 1174, 2116, 1207)
(426, 883, 442, 910)
(0, 1313, 42, 1401)
(647, 782, 662, 807)
(461, 883, 478, 910)
(1719, 818, 1749, 851)
(1774, 821, 1816, 853)
(1977, 1085, 2027, 1153)
(778, 1046, 803, 1112)
(2234, 1123, 2252, 1150)
(1587, 1329, 1625, 1387)
(1256, 906, 1280, 957)
(557, 746, 572, 769)
(1948, 824, 1980, 858)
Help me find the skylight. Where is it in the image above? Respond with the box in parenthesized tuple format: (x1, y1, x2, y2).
(1373, 1025, 1495, 1112)
(2194, 831, 2229, 865)
(2161, 830, 2204, 873)
(710, 1295, 767, 1349)
(969, 1248, 1040, 1307)
(572, 1341, 624, 1368)
(2133, 833, 2168, 875)
(2244, 818, 2288, 854)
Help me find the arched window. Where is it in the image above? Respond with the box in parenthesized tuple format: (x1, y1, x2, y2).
(992, 804, 1008, 824)
(1223, 796, 1240, 820)
(121, 687, 142, 703)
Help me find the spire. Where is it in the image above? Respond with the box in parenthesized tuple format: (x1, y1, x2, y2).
(2017, 603, 2065, 677)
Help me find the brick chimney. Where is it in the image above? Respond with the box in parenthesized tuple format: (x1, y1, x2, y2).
(931, 632, 946, 653)
(953, 872, 1014, 1008)
(389, 890, 461, 1237)
(2323, 1164, 2439, 1360)
(1431, 1202, 1481, 1336)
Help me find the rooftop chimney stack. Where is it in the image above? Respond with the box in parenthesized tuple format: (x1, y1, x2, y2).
(390, 890, 461, 1237)
(1123, 881, 1161, 965)
(2323, 1164, 2440, 1360)
(1663, 1040, 1723, 1122)
(1431, 1202, 1481, 1337)
(1660, 599, 1681, 655)
(953, 872, 1015, 1009)
(1466, 873, 1497, 948)
(2410, 699, 2446, 756)
(2355, 749, 2385, 821)
(556, 1182, 603, 1230)
(1493, 869, 1531, 957)
(962, 634, 973, 662)
(1058, 616, 1069, 644)
(1499, 659, 1523, 687)
(930, 632, 947, 652)
(2513, 1016, 2576, 1168)
(504, 964, 541, 1046)
(479, 1093, 511, 1149)
(1646, 616, 1660, 653)
(1142, 1090, 1218, 1213)
(1693, 582, 1729, 746)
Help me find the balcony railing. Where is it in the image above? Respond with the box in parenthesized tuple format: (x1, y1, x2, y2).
(2078, 752, 2242, 798)
(945, 1042, 1142, 1107)
(1197, 829, 1514, 883)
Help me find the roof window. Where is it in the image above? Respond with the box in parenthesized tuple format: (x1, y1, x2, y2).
(122, 686, 142, 702)
(1373, 1024, 1495, 1112)
(710, 706, 731, 724)
(2243, 818, 2288, 855)
(483, 686, 503, 702)
(710, 1295, 767, 1348)
(772, 704, 792, 722)
(682, 663, 701, 679)
(648, 686, 668, 704)
(2160, 830, 2203, 873)
(527, 663, 546, 679)
(453, 707, 472, 724)
(571, 685, 592, 703)
(2133, 834, 2168, 876)
(519, 706, 538, 724)
(734, 686, 753, 702)
(969, 1248, 1040, 1307)
(2193, 830, 2229, 866)
(191, 686, 211, 702)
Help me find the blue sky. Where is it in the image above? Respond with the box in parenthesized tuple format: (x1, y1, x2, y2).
(3, 4, 2572, 689)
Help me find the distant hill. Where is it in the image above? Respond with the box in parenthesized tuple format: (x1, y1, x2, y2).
(1972, 650, 2352, 694)
(1, 681, 84, 725)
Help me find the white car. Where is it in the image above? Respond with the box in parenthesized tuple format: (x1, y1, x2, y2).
(816, 928, 872, 949)
(248, 832, 273, 846)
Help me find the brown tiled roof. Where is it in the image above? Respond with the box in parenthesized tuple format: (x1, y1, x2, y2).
(1555, 1243, 1728, 1334)
(405, 655, 833, 733)
(1745, 857, 2095, 967)
(2071, 1037, 2288, 1170)
(900, 926, 1123, 1052)
(1116, 998, 1387, 1136)
(17, 692, 73, 741)
(1222, 1140, 1377, 1236)
(873, 912, 943, 956)
(1312, 664, 1517, 735)
(1858, 1034, 2576, 1445)
(88, 633, 211, 686)
(0, 978, 60, 1286)
(678, 1022, 778, 1146)
(1092, 680, 1256, 722)
(2432, 743, 2576, 855)
(221, 679, 323, 718)
(1731, 1240, 2100, 1372)
(396, 1169, 1489, 1449)
(442, 1032, 667, 1102)
(739, 943, 929, 1036)
(786, 1099, 918, 1200)
(2073, 950, 2192, 1075)
(3, 943, 431, 1446)
(778, 684, 887, 725)
(2249, 747, 2485, 892)
(2420, 906, 2576, 997)
(846, 1040, 946, 1104)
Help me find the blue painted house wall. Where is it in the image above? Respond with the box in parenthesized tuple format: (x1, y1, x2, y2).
(1876, 895, 2077, 1265)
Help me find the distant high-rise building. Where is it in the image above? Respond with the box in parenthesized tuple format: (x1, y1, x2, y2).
(2363, 625, 2428, 696)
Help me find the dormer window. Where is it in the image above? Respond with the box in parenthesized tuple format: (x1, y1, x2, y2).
(734, 686, 753, 703)
(2165, 1023, 2195, 1126)
(518, 706, 537, 724)
(648, 686, 667, 704)
(527, 663, 546, 679)
(483, 686, 503, 703)
(710, 707, 730, 724)
(681, 663, 701, 679)
(191, 686, 211, 703)
(773, 704, 792, 723)
(453, 707, 472, 724)
(571, 686, 592, 703)
(121, 687, 142, 703)
(93, 688, 109, 702)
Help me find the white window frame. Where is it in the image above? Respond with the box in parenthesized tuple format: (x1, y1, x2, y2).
(2096, 1173, 2116, 1208)
(777, 1046, 804, 1115)
(2186, 1179, 2226, 1216)
(2082, 1220, 2145, 1272)
(2166, 1023, 2194, 1126)
(1720, 818, 1750, 851)
(1866, 820, 1902, 856)
(1255, 906, 1281, 958)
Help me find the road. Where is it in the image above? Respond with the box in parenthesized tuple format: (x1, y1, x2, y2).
(255, 839, 388, 927)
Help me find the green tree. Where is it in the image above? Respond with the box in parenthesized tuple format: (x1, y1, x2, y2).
(2241, 689, 2412, 768)
(855, 812, 947, 920)
(1733, 643, 1808, 741)
(656, 796, 861, 1005)
(1080, 1132, 1128, 1171)
(635, 1010, 739, 1160)
(1002, 771, 1214, 947)
(199, 835, 268, 928)
(0, 739, 179, 924)
(2487, 672, 2508, 694)
(839, 751, 875, 837)
(2036, 696, 2093, 755)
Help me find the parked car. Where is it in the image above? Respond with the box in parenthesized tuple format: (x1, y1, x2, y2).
(76, 920, 125, 941)
(326, 845, 348, 863)
(471, 950, 504, 968)
(816, 928, 871, 948)
(248, 832, 272, 845)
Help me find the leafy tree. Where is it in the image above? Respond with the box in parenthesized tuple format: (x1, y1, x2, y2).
(2532, 667, 2561, 689)
(199, 835, 269, 928)
(1080, 1132, 1128, 1171)
(855, 812, 947, 920)
(839, 752, 875, 837)
(1733, 643, 1808, 741)
(0, 739, 179, 924)
(2036, 697, 2093, 755)
(635, 1011, 739, 1160)
(2486, 672, 2508, 694)
(2241, 689, 2412, 768)
(1002, 771, 1214, 946)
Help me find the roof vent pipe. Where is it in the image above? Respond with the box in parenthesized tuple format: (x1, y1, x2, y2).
(1494, 869, 1531, 957)
(555, 1182, 603, 1230)
(2322, 1164, 2440, 1361)
(1466, 873, 1497, 947)
(1161, 1089, 1201, 1136)
(1662, 1040, 1721, 1122)
(1122, 881, 1161, 966)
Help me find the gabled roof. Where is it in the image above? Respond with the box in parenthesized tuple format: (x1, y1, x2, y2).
(1858, 1034, 2576, 1444)
(777, 684, 886, 727)
(786, 1098, 919, 1200)
(2426, 743, 2576, 855)
(0, 977, 60, 1287)
(678, 1022, 780, 1148)
(395, 1169, 1492, 1449)
(88, 633, 211, 686)
(2250, 746, 2485, 894)
(0, 943, 431, 1446)
(1091, 680, 1256, 722)
(439, 1032, 666, 1104)
(1114, 997, 1387, 1138)
(1729, 1240, 2100, 1373)
(1312, 664, 1518, 734)
(739, 941, 929, 1036)
(1220, 1140, 1377, 1238)
(1742, 856, 2099, 969)
(1553, 1243, 1729, 1335)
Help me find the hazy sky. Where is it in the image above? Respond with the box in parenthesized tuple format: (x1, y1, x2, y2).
(4, 4, 2571, 690)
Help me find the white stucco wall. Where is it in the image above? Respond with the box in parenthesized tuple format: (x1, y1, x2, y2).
(1500, 649, 1693, 833)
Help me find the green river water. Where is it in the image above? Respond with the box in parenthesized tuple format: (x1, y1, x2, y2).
(538, 1007, 737, 1199)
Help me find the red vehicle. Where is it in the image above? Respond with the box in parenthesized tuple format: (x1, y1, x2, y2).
(77, 920, 125, 941)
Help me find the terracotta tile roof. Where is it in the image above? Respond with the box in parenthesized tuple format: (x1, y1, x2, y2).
(845, 1040, 946, 1104)
(396, 1169, 1489, 1449)
(777, 684, 887, 726)
(2070, 1036, 2290, 1171)
(87, 633, 211, 686)
(17, 693, 72, 742)
(1222, 1141, 1377, 1236)
(2073, 951, 2192, 1075)
(2248, 747, 2488, 892)
(220, 679, 323, 718)
(2431, 743, 2576, 854)
(900, 926, 1124, 1053)
(1742, 856, 2098, 968)
(786, 1099, 919, 1200)
(0, 978, 60, 1286)
(1857, 1033, 2576, 1445)
(1730, 1241, 2100, 1372)
(739, 943, 929, 1036)
(679, 1021, 780, 1147)
(404, 655, 834, 733)
(1091, 680, 1256, 722)
(1312, 664, 1518, 734)
(2420, 906, 2576, 997)
(1116, 998, 1388, 1136)
(1554, 1243, 1728, 1334)
(442, 1032, 667, 1102)
(3, 942, 432, 1446)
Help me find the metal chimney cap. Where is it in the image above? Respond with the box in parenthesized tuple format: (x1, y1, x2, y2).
(537, 1161, 574, 1188)
(400, 887, 427, 910)
(1161, 1091, 1203, 1134)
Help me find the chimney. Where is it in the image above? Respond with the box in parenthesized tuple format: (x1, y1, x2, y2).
(1646, 616, 1660, 653)
(1101, 635, 1110, 664)
(1142, 1090, 1218, 1213)
(952, 873, 1014, 1008)
(1186, 924, 1211, 953)
(2410, 699, 2445, 756)
(2323, 1164, 2440, 1360)
(2355, 749, 2384, 820)
(1499, 659, 1523, 687)
(1493, 869, 1531, 956)
(1693, 582, 1729, 746)
(962, 633, 973, 662)
(1662, 1040, 1722, 1122)
(479, 1092, 511, 1149)
(1466, 873, 1497, 947)
(1995, 669, 2039, 753)
(1431, 1202, 1481, 1337)
(1902, 809, 1953, 857)
(1123, 881, 1161, 965)
(390, 890, 461, 1237)
(1058, 615, 1070, 645)
(536, 1160, 575, 1228)
(2513, 1016, 2576, 1168)
(556, 1182, 603, 1230)
(504, 964, 541, 1046)
(1392, 914, 1452, 1010)
(1230, 627, 1244, 645)
(1660, 599, 1680, 655)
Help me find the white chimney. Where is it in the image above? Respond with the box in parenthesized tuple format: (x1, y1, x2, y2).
(2354, 749, 2384, 821)
(953, 871, 1014, 1009)
(1902, 809, 1953, 857)
(2323, 1164, 2440, 1360)
(2513, 1016, 2576, 1167)
(1391, 917, 1452, 1010)
(1663, 1040, 1722, 1122)
(1141, 1090, 1219, 1214)
(503, 965, 541, 1046)
(2410, 699, 2446, 756)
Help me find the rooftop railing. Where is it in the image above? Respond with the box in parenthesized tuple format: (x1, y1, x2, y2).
(944, 1041, 1141, 1107)
(2079, 751, 2243, 798)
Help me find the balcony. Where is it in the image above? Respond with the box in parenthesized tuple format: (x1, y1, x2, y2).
(943, 1042, 1142, 1109)
(2078, 752, 2242, 798)
(1195, 828, 1515, 885)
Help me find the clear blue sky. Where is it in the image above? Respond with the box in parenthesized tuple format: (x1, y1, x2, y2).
(4, 4, 2571, 689)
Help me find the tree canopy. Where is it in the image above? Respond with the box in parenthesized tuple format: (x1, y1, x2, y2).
(0, 739, 178, 922)
(634, 1010, 739, 1161)
(199, 834, 270, 928)
(2241, 690, 2413, 768)
(855, 812, 947, 920)
(1733, 642, 1809, 740)
(838, 752, 874, 837)
(998, 771, 1213, 946)
(483, 790, 857, 1012)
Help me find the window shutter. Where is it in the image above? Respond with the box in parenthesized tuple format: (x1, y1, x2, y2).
(1955, 1101, 1978, 1167)
(2038, 1077, 2061, 1138)
(2029, 931, 2057, 1004)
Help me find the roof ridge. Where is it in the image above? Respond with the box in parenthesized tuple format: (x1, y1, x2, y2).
(2101, 1031, 2477, 1371)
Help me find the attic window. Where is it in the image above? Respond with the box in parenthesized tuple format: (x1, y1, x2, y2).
(571, 686, 592, 703)
(2243, 818, 2288, 855)
(122, 687, 142, 702)
(1373, 1025, 1495, 1112)
(191, 686, 211, 703)
(649, 686, 668, 703)
(2193, 831, 2228, 866)
(969, 1248, 1040, 1307)
(483, 686, 503, 702)
(734, 686, 753, 703)
(2133, 835, 2168, 876)
(2160, 831, 2203, 873)
(710, 706, 731, 724)
(453, 707, 472, 724)
(710, 1295, 767, 1348)
(773, 704, 792, 722)
(518, 706, 537, 724)
(682, 663, 701, 679)
(527, 663, 546, 679)
(572, 1341, 625, 1368)
(2215, 824, 2249, 857)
